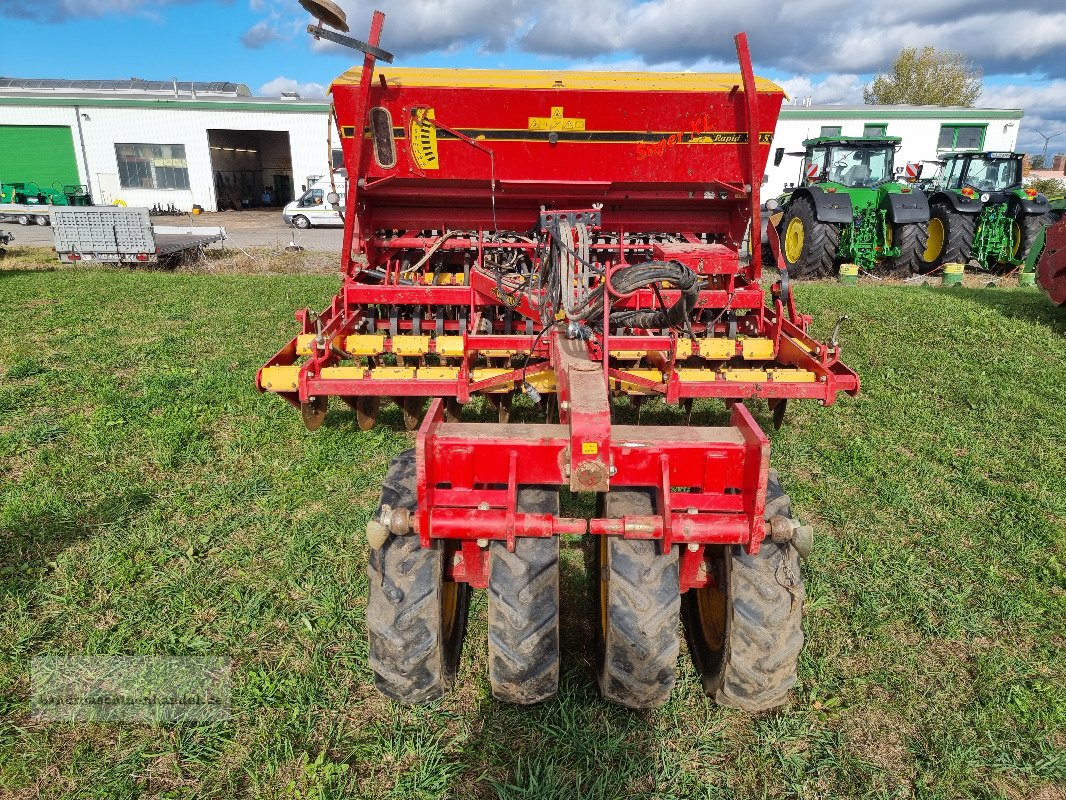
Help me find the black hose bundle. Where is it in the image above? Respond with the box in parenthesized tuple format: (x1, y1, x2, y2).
(570, 260, 700, 331)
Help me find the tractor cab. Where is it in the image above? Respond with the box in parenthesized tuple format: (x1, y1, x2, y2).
(800, 136, 901, 190)
(933, 152, 1023, 199)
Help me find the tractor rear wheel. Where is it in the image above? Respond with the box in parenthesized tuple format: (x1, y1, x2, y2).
(487, 488, 561, 704)
(887, 222, 929, 275)
(367, 449, 470, 704)
(780, 197, 840, 277)
(922, 203, 975, 269)
(1011, 210, 1047, 262)
(595, 489, 680, 709)
(683, 470, 805, 712)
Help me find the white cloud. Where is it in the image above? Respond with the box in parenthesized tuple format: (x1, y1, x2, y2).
(241, 19, 282, 48)
(778, 75, 865, 106)
(258, 76, 328, 99)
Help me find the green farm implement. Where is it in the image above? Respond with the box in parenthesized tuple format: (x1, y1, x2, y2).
(773, 136, 929, 277)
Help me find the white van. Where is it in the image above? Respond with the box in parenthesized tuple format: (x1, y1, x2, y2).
(282, 182, 345, 229)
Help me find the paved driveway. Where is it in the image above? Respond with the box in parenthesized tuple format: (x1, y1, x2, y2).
(2, 208, 343, 252)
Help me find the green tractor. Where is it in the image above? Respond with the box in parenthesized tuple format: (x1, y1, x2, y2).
(773, 136, 929, 277)
(921, 151, 1053, 271)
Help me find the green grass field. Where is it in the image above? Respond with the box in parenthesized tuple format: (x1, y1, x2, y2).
(1, 259, 1064, 799)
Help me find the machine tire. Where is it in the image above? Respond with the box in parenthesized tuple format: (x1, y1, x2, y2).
(17, 215, 30, 226)
(595, 489, 680, 710)
(487, 487, 561, 704)
(292, 215, 311, 230)
(682, 470, 805, 712)
(1011, 210, 1047, 262)
(780, 197, 840, 278)
(887, 222, 928, 275)
(922, 203, 975, 269)
(367, 449, 470, 704)
(34, 215, 49, 227)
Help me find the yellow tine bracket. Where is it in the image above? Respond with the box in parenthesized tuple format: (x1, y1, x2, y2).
(321, 366, 368, 380)
(434, 336, 465, 358)
(767, 368, 816, 383)
(722, 368, 768, 382)
(345, 334, 386, 357)
(371, 367, 417, 380)
(391, 335, 431, 356)
(740, 337, 775, 360)
(261, 366, 300, 392)
(295, 334, 317, 357)
(698, 338, 735, 359)
(417, 367, 460, 380)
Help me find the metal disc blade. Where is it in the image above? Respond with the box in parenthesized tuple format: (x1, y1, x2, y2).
(299, 0, 349, 32)
(301, 396, 328, 431)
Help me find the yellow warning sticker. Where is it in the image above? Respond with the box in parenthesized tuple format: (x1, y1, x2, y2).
(581, 442, 599, 455)
(528, 106, 585, 131)
(411, 108, 439, 170)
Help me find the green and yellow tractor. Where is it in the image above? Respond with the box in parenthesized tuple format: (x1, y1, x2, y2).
(920, 151, 1053, 271)
(772, 136, 929, 277)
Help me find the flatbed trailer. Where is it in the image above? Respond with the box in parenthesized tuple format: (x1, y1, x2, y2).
(0, 204, 52, 227)
(259, 8, 858, 711)
(50, 207, 225, 265)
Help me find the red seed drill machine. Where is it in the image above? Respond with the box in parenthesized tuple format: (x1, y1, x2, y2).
(259, 3, 859, 710)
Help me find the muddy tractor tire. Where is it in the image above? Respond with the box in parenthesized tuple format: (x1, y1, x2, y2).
(780, 197, 841, 278)
(887, 222, 929, 276)
(922, 203, 976, 270)
(595, 489, 681, 710)
(367, 450, 470, 704)
(682, 470, 805, 712)
(487, 488, 561, 704)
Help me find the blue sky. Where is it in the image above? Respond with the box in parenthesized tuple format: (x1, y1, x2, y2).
(3, 0, 1066, 155)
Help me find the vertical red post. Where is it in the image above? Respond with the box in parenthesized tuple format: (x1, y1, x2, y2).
(340, 10, 386, 276)
(734, 32, 762, 280)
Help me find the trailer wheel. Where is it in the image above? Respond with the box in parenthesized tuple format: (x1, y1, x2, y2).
(780, 197, 840, 277)
(683, 470, 805, 712)
(595, 489, 680, 709)
(1010, 210, 1047, 262)
(487, 488, 560, 704)
(17, 215, 30, 226)
(367, 449, 470, 704)
(886, 222, 928, 275)
(922, 203, 975, 269)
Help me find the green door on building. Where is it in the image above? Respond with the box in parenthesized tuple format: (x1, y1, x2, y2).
(0, 125, 81, 191)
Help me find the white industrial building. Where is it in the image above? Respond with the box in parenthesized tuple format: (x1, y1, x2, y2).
(767, 103, 1023, 196)
(0, 77, 1022, 212)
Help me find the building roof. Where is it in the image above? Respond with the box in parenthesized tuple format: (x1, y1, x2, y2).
(779, 103, 1022, 120)
(0, 77, 251, 96)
